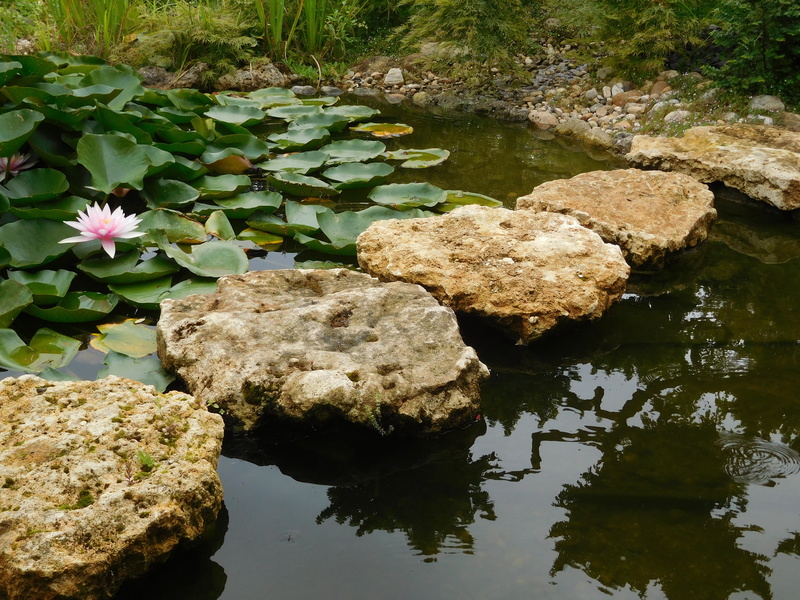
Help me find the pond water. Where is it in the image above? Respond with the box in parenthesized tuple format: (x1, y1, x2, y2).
(8, 98, 800, 600)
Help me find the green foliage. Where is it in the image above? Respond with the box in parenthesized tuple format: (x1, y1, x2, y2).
(708, 0, 800, 106)
(40, 0, 138, 57)
(398, 0, 532, 62)
(0, 0, 42, 53)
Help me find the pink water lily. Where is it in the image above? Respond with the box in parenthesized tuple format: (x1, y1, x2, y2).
(0, 152, 37, 181)
(60, 203, 146, 258)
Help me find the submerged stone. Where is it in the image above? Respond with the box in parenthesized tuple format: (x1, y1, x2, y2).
(157, 269, 488, 435)
(357, 206, 629, 343)
(0, 376, 224, 600)
(516, 169, 717, 269)
(626, 124, 800, 211)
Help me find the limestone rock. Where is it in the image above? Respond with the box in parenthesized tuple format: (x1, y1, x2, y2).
(215, 62, 289, 91)
(516, 169, 717, 269)
(383, 68, 404, 86)
(157, 269, 487, 435)
(627, 124, 800, 210)
(0, 376, 224, 600)
(357, 206, 629, 343)
(750, 95, 785, 113)
(172, 62, 209, 89)
(528, 109, 559, 130)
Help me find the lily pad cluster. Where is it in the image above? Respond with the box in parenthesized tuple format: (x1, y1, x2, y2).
(0, 52, 501, 384)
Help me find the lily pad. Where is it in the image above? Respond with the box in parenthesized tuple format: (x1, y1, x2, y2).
(25, 291, 119, 323)
(267, 127, 330, 151)
(200, 150, 253, 175)
(351, 122, 414, 138)
(438, 190, 503, 212)
(76, 133, 153, 193)
(3, 168, 70, 205)
(237, 228, 283, 250)
(383, 148, 451, 168)
(246, 201, 330, 236)
(7, 269, 75, 305)
(80, 251, 180, 284)
(212, 191, 283, 218)
(212, 134, 273, 161)
(266, 105, 323, 121)
(325, 105, 381, 122)
(97, 351, 174, 392)
(205, 104, 266, 127)
(206, 211, 236, 240)
(0, 327, 80, 373)
(322, 162, 394, 189)
(259, 151, 329, 174)
(142, 178, 201, 209)
(155, 233, 249, 278)
(0, 219, 75, 268)
(0, 108, 45, 157)
(290, 112, 350, 132)
(157, 155, 209, 182)
(9, 196, 90, 221)
(138, 209, 207, 243)
(368, 182, 448, 208)
(191, 174, 252, 200)
(0, 279, 33, 327)
(107, 276, 172, 309)
(91, 319, 157, 358)
(267, 172, 339, 197)
(319, 139, 386, 164)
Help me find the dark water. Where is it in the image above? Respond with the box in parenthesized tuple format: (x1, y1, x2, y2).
(12, 98, 800, 600)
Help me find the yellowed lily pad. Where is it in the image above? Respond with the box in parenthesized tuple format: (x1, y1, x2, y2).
(90, 319, 157, 358)
(350, 122, 414, 139)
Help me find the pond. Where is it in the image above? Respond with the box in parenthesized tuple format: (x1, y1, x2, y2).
(9, 98, 800, 600)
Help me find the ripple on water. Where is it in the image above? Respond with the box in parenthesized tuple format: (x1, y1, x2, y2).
(717, 433, 800, 485)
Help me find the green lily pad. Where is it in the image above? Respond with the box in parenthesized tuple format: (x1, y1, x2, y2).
(76, 133, 153, 193)
(267, 172, 339, 197)
(97, 351, 174, 392)
(350, 122, 414, 138)
(0, 189, 9, 213)
(192, 174, 252, 200)
(9, 196, 90, 221)
(205, 104, 266, 127)
(246, 201, 330, 236)
(80, 66, 144, 110)
(142, 178, 201, 209)
(249, 87, 296, 99)
(138, 209, 207, 244)
(290, 112, 350, 132)
(166, 88, 216, 112)
(368, 182, 448, 208)
(0, 327, 80, 373)
(91, 319, 157, 358)
(25, 291, 119, 323)
(167, 277, 218, 300)
(438, 190, 503, 212)
(237, 228, 283, 250)
(300, 96, 339, 106)
(3, 168, 69, 205)
(259, 151, 329, 174)
(108, 276, 172, 309)
(7, 269, 75, 305)
(325, 105, 381, 122)
(319, 139, 386, 164)
(154, 232, 249, 278)
(200, 148, 253, 175)
(383, 148, 451, 168)
(0, 219, 75, 268)
(266, 105, 323, 121)
(322, 162, 394, 189)
(0, 247, 10, 268)
(212, 134, 273, 161)
(0, 61, 23, 87)
(206, 211, 236, 240)
(0, 279, 33, 327)
(212, 191, 283, 218)
(267, 127, 330, 151)
(0, 108, 45, 157)
(157, 106, 200, 124)
(157, 155, 209, 182)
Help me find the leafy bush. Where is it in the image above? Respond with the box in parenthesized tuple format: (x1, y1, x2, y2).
(0, 0, 44, 52)
(398, 0, 533, 62)
(708, 0, 800, 106)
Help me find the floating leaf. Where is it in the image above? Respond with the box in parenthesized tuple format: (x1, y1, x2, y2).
(3, 168, 69, 205)
(142, 178, 201, 209)
(300, 96, 339, 106)
(0, 219, 75, 268)
(7, 269, 75, 305)
(201, 150, 253, 175)
(157, 106, 199, 124)
(108, 276, 172, 309)
(168, 278, 218, 300)
(212, 134, 272, 161)
(246, 201, 330, 236)
(266, 105, 323, 121)
(25, 291, 119, 323)
(259, 151, 329, 174)
(76, 133, 153, 193)
(267, 172, 339, 197)
(0, 108, 45, 157)
(325, 105, 380, 122)
(212, 191, 283, 218)
(154, 233, 249, 278)
(80, 66, 144, 110)
(0, 328, 80, 373)
(9, 196, 89, 220)
(91, 319, 157, 358)
(351, 122, 414, 138)
(368, 182, 448, 208)
(205, 104, 266, 127)
(267, 127, 330, 151)
(290, 112, 350, 132)
(138, 209, 207, 243)
(206, 211, 235, 240)
(438, 190, 503, 212)
(166, 88, 215, 112)
(320, 139, 386, 164)
(192, 174, 252, 200)
(97, 351, 174, 392)
(383, 148, 451, 168)
(237, 228, 283, 250)
(0, 279, 33, 327)
(322, 162, 394, 189)
(157, 155, 209, 182)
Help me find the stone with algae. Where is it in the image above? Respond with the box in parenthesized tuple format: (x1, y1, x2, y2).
(0, 375, 224, 600)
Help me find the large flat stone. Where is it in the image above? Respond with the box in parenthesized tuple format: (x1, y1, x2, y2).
(516, 169, 717, 269)
(357, 206, 630, 343)
(157, 269, 488, 435)
(0, 376, 224, 600)
(626, 124, 800, 210)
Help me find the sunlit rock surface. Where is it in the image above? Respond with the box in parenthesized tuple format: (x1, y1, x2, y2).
(357, 206, 629, 343)
(157, 269, 488, 435)
(626, 124, 800, 210)
(0, 376, 224, 600)
(516, 169, 717, 269)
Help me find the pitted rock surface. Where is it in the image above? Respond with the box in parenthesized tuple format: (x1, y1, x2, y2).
(626, 125, 800, 210)
(0, 376, 224, 600)
(516, 169, 717, 269)
(157, 269, 488, 435)
(357, 206, 629, 343)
